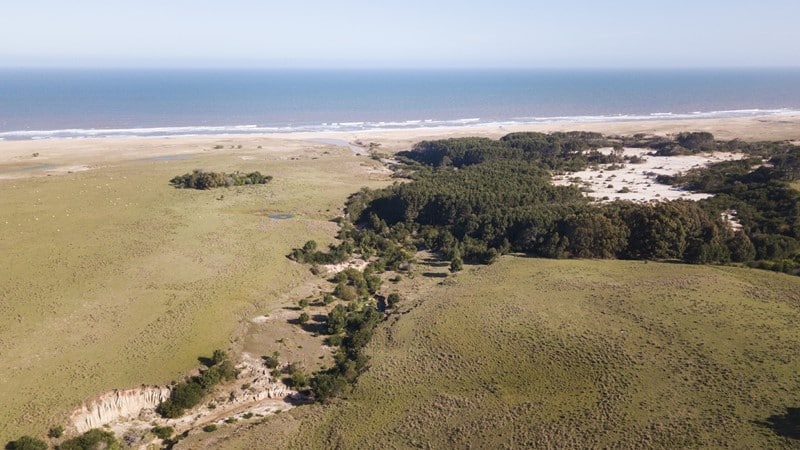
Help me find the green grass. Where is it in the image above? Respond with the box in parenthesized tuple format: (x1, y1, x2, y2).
(223, 258, 800, 449)
(0, 145, 391, 442)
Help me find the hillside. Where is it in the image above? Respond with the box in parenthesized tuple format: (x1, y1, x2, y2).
(198, 258, 800, 448)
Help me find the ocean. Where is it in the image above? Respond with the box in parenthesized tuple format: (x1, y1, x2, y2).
(1, 69, 800, 140)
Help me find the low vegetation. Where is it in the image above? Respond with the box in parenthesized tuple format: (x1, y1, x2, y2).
(59, 429, 120, 450)
(231, 258, 800, 448)
(0, 144, 391, 442)
(157, 350, 237, 418)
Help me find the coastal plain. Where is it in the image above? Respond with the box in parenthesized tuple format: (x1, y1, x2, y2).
(1, 115, 800, 446)
(0, 138, 392, 441)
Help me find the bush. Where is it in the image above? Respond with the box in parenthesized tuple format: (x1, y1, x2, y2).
(290, 370, 309, 388)
(202, 425, 217, 433)
(386, 293, 401, 308)
(151, 426, 174, 440)
(334, 283, 357, 301)
(6, 436, 47, 450)
(298, 312, 310, 324)
(59, 429, 119, 450)
(48, 425, 64, 438)
(263, 351, 280, 369)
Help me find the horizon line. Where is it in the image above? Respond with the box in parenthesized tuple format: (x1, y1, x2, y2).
(2, 65, 800, 71)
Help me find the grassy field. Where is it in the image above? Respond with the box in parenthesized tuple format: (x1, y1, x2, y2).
(209, 257, 800, 449)
(0, 140, 392, 442)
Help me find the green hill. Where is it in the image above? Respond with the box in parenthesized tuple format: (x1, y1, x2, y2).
(212, 258, 800, 449)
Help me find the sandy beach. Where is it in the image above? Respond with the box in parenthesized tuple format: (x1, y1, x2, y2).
(1, 114, 799, 179)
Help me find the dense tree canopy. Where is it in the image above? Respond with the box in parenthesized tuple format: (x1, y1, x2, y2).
(344, 133, 800, 273)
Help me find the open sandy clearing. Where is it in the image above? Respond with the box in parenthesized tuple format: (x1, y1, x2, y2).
(552, 148, 746, 202)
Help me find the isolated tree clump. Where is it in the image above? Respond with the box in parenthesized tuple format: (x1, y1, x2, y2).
(170, 170, 272, 189)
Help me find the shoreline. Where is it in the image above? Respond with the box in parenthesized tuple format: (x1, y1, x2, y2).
(1, 114, 799, 178)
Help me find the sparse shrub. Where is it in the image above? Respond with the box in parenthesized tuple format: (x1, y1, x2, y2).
(48, 425, 64, 438)
(263, 351, 280, 369)
(298, 298, 309, 309)
(151, 426, 174, 440)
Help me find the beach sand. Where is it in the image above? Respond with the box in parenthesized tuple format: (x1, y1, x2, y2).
(1, 114, 799, 178)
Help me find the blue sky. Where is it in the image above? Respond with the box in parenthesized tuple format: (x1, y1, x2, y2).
(1, 0, 798, 68)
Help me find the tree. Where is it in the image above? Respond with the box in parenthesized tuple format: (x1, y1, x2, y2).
(310, 372, 347, 402)
(298, 312, 310, 324)
(450, 248, 463, 273)
(326, 305, 347, 335)
(726, 232, 756, 262)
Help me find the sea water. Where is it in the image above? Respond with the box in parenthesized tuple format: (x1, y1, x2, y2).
(1, 69, 799, 140)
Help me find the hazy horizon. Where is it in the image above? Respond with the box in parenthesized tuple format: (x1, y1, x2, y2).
(1, 0, 799, 69)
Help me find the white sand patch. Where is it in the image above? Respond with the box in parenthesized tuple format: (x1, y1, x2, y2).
(552, 148, 746, 203)
(322, 258, 368, 274)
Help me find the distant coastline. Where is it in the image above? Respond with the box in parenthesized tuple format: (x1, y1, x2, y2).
(3, 69, 800, 140)
(2, 108, 799, 141)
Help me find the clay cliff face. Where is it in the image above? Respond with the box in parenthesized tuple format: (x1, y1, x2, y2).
(70, 386, 171, 432)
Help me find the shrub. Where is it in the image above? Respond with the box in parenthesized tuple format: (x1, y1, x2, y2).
(387, 293, 401, 308)
(202, 425, 217, 433)
(6, 436, 47, 450)
(151, 426, 174, 440)
(48, 425, 64, 438)
(298, 312, 310, 324)
(263, 351, 280, 369)
(290, 370, 309, 388)
(59, 429, 119, 450)
(334, 283, 357, 301)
